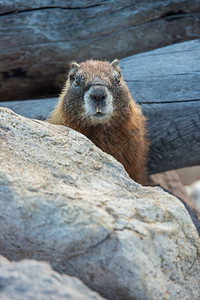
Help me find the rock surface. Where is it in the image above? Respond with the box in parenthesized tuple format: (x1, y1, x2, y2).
(150, 170, 200, 228)
(186, 180, 200, 211)
(0, 255, 105, 300)
(177, 166, 200, 186)
(0, 107, 200, 300)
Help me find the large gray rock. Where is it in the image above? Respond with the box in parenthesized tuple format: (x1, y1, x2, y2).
(0, 255, 105, 300)
(0, 107, 200, 300)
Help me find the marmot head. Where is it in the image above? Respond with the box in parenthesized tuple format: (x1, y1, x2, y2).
(63, 60, 131, 125)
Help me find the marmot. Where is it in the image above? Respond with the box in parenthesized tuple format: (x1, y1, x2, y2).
(48, 60, 148, 184)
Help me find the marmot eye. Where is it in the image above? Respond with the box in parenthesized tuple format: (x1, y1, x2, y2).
(75, 77, 80, 86)
(115, 77, 120, 85)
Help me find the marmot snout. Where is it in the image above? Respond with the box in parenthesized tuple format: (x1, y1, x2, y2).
(84, 83, 114, 122)
(48, 59, 148, 184)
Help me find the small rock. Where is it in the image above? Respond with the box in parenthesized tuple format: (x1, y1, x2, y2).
(0, 255, 105, 300)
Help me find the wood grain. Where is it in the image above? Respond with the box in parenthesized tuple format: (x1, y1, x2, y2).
(0, 0, 200, 100)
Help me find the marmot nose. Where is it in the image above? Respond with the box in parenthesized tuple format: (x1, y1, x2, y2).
(90, 87, 107, 102)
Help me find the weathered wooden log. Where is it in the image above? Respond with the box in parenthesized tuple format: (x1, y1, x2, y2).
(1, 40, 200, 174)
(0, 0, 200, 101)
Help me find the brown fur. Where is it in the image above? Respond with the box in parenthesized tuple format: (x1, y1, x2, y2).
(48, 60, 148, 184)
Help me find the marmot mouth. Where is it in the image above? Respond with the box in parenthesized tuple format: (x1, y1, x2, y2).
(93, 112, 107, 119)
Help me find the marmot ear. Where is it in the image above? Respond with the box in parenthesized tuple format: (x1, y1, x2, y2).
(71, 62, 79, 71)
(111, 59, 121, 76)
(111, 59, 119, 69)
(69, 62, 79, 82)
